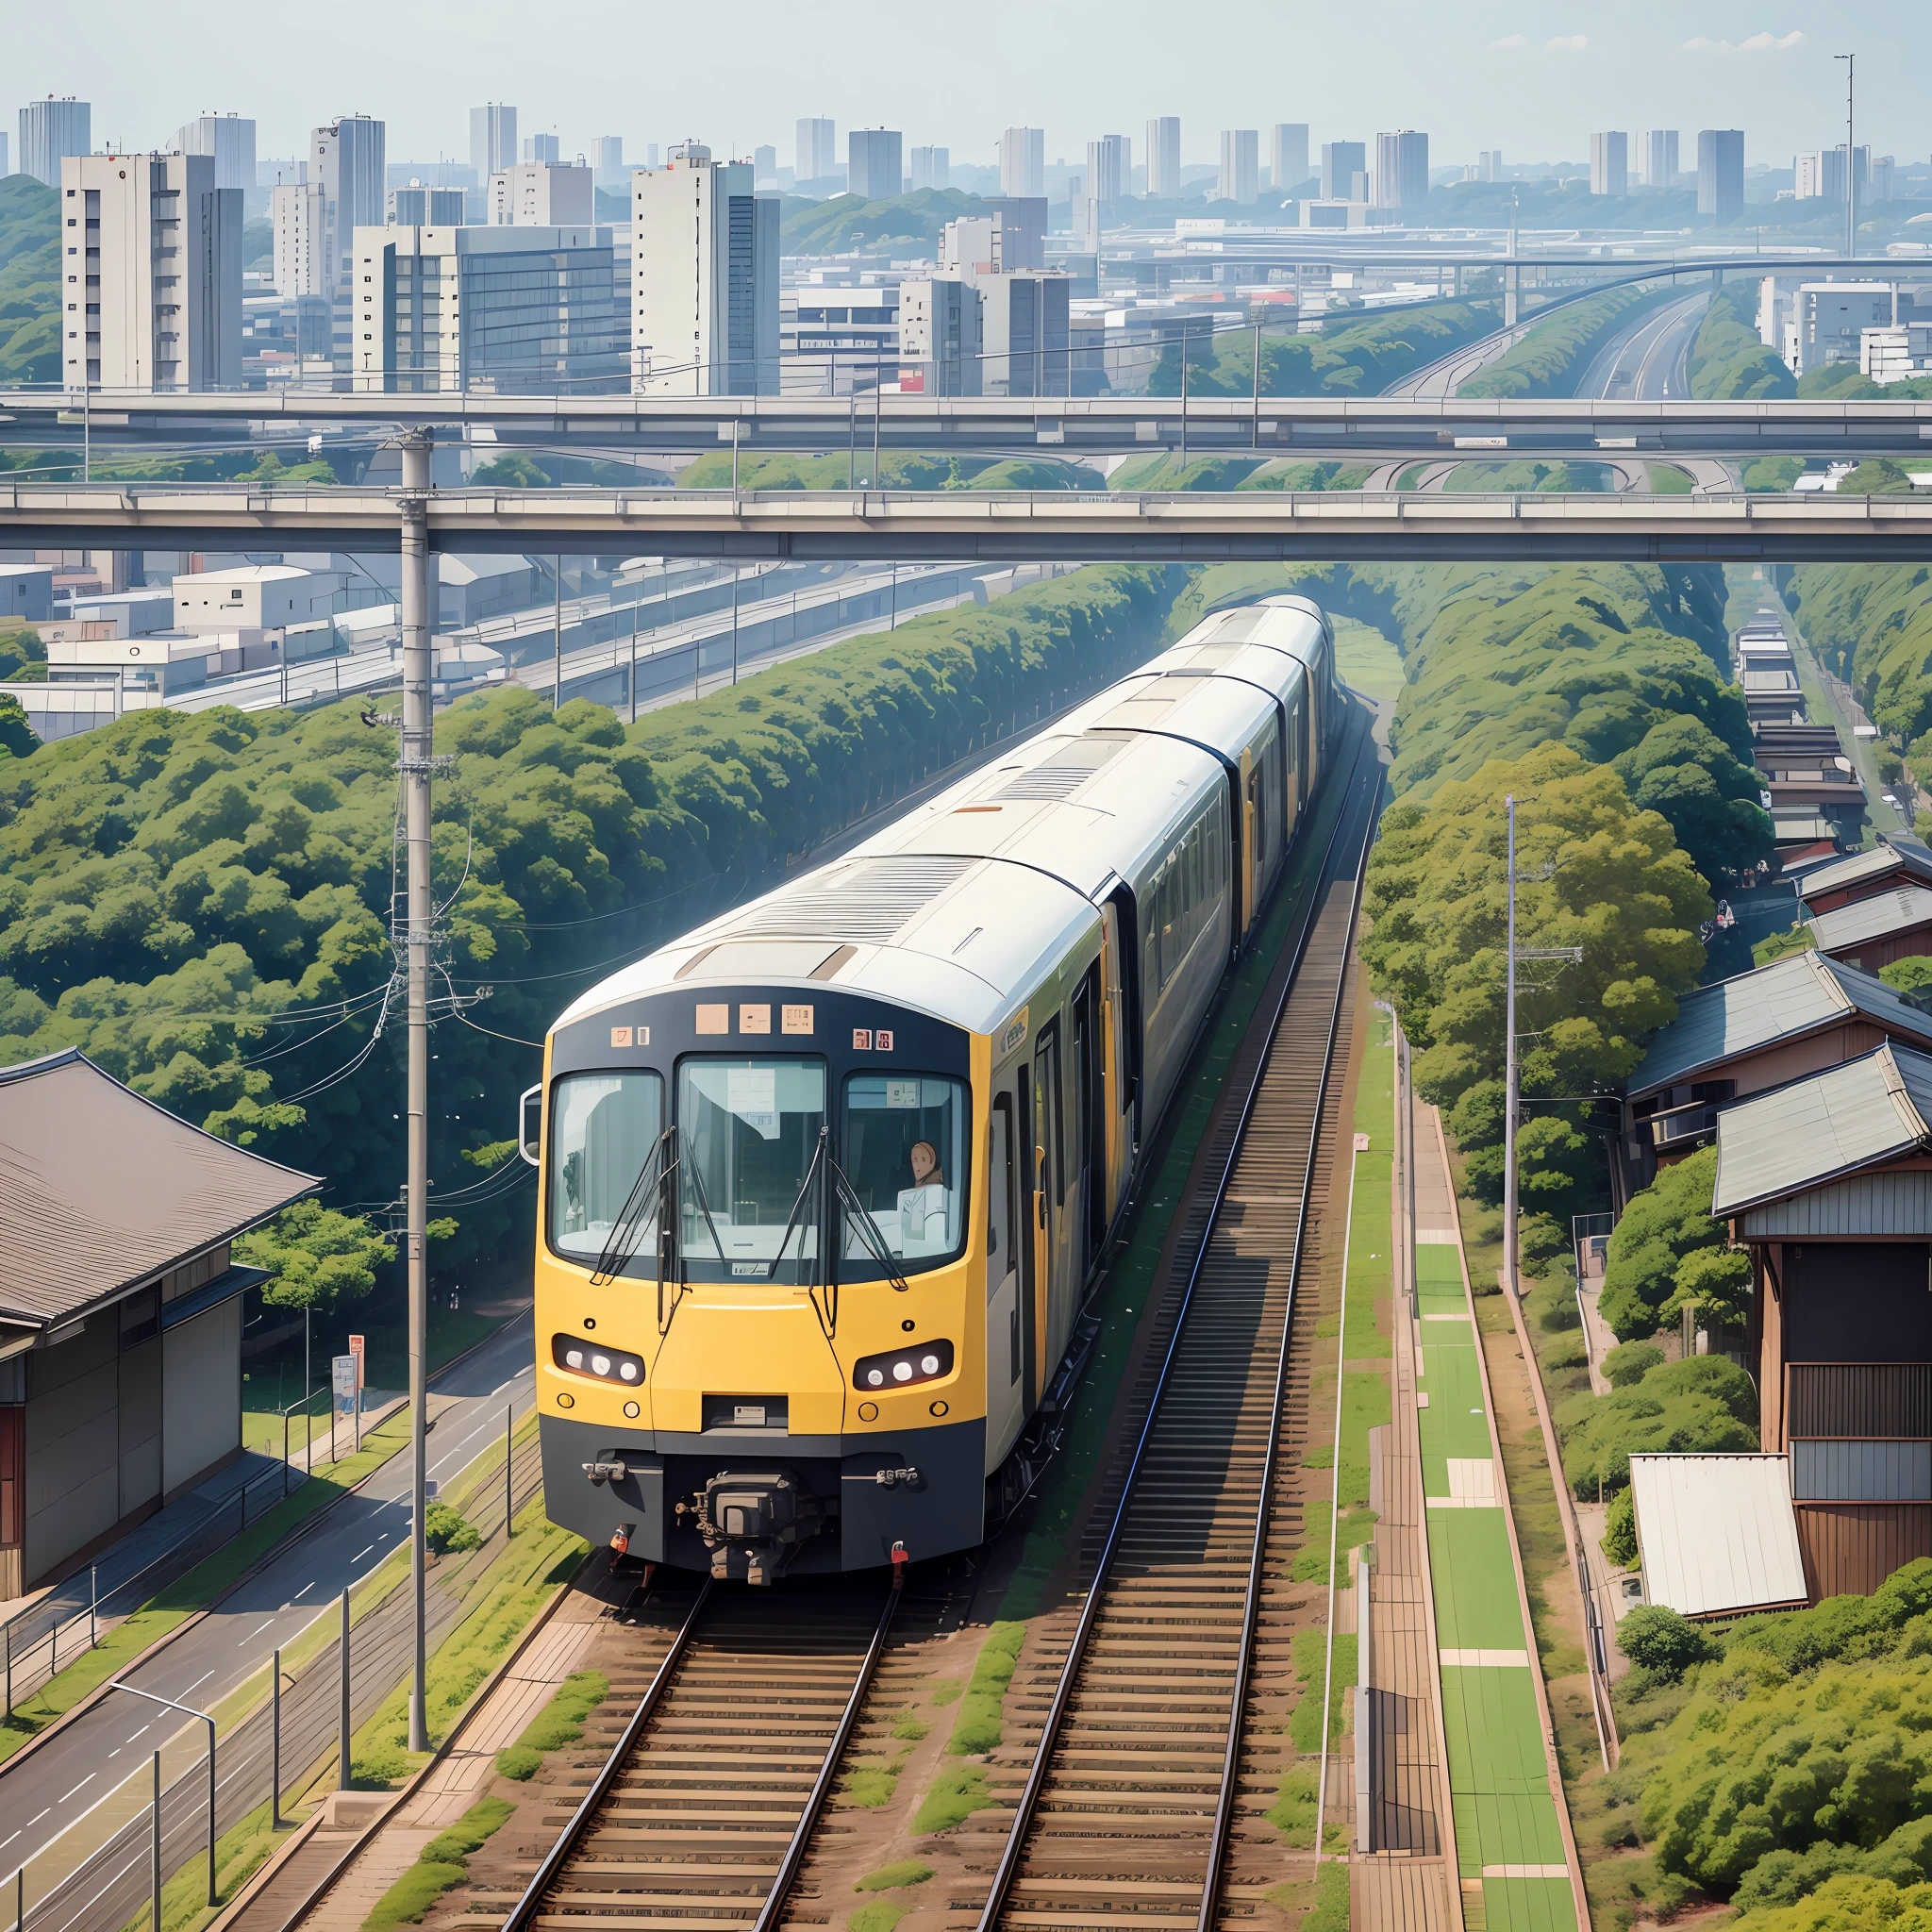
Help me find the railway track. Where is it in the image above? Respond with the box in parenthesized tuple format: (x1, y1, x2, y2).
(962, 736, 1380, 1932)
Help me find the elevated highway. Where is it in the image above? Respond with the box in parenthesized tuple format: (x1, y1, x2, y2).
(6, 480, 1932, 561)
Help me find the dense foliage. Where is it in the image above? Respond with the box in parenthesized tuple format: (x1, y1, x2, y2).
(1556, 1348, 1757, 1496)
(1687, 282, 1796, 400)
(1457, 284, 1674, 399)
(234, 1201, 398, 1311)
(673, 451, 1101, 491)
(0, 692, 34, 758)
(0, 567, 1180, 1286)
(1108, 457, 1373, 493)
(1146, 301, 1500, 398)
(778, 188, 987, 254)
(1597, 1146, 1733, 1340)
(1361, 741, 1708, 1221)
(0, 175, 56, 386)
(1784, 566, 1932, 751)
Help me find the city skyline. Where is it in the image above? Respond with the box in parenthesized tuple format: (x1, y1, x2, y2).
(8, 0, 1928, 175)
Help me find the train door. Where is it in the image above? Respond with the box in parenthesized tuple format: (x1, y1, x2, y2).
(1239, 747, 1257, 940)
(985, 1091, 1024, 1468)
(1074, 970, 1103, 1269)
(1097, 905, 1129, 1229)
(1033, 1020, 1069, 1370)
(1015, 1065, 1043, 1414)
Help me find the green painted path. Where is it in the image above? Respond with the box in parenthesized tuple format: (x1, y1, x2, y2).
(1415, 1240, 1577, 1932)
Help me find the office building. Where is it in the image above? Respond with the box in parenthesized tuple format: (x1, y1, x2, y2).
(1591, 130, 1627, 198)
(980, 271, 1070, 396)
(388, 182, 464, 225)
(61, 152, 242, 391)
(752, 143, 777, 188)
(1698, 128, 1744, 224)
(490, 161, 592, 225)
(1641, 129, 1678, 189)
(1000, 126, 1044, 199)
(19, 98, 89, 188)
(311, 116, 385, 266)
(523, 132, 560, 165)
(849, 127, 902, 201)
(1781, 284, 1896, 375)
(910, 146, 950, 191)
(1215, 129, 1258, 206)
(470, 104, 517, 179)
(0, 135, 8, 178)
(631, 144, 778, 393)
(273, 180, 328, 297)
(173, 564, 341, 631)
(1797, 146, 1871, 204)
(1374, 130, 1428, 213)
(1145, 117, 1180, 198)
(1271, 125, 1309, 193)
(796, 117, 837, 184)
(592, 137, 625, 189)
(175, 114, 255, 193)
(984, 198, 1046, 271)
(1873, 157, 1897, 202)
(1478, 149, 1504, 182)
(353, 220, 623, 393)
(1087, 135, 1127, 208)
(898, 276, 982, 394)
(1321, 141, 1367, 202)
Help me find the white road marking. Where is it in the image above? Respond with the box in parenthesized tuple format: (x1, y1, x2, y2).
(352, 1545, 375, 1562)
(57, 1778, 92, 1802)
(292, 1582, 315, 1600)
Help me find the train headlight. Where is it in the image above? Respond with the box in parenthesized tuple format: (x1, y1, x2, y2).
(552, 1334, 645, 1386)
(853, 1339, 954, 1391)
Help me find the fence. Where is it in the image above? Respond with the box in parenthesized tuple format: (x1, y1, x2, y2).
(7, 1430, 542, 1932)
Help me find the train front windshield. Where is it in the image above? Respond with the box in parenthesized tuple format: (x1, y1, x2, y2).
(678, 1058, 826, 1278)
(549, 1072, 665, 1267)
(839, 1074, 968, 1277)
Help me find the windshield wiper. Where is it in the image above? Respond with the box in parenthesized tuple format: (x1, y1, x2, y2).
(678, 1125, 730, 1265)
(589, 1128, 672, 1288)
(764, 1126, 827, 1278)
(829, 1155, 911, 1295)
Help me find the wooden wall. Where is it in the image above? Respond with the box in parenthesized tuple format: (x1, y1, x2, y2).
(1795, 1502, 1932, 1599)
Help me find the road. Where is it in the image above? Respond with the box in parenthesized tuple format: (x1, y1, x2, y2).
(0, 1313, 537, 1885)
(1576, 291, 1707, 401)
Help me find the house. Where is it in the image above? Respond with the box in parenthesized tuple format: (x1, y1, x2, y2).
(1809, 887, 1932, 973)
(1715, 1041, 1932, 1599)
(1618, 950, 1932, 1195)
(0, 1051, 316, 1597)
(439, 555, 538, 629)
(1800, 840, 1932, 916)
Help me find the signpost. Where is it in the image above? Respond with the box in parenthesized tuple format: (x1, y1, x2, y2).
(330, 1355, 357, 1465)
(347, 1334, 365, 1452)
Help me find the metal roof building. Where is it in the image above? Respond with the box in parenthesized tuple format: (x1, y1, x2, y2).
(0, 1051, 316, 1595)
(1801, 840, 1932, 916)
(1629, 1455, 1808, 1620)
(1809, 887, 1932, 972)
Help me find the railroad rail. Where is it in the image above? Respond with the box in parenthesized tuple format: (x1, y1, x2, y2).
(969, 727, 1381, 1932)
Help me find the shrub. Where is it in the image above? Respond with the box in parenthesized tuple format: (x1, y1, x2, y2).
(424, 1503, 482, 1555)
(1603, 1341, 1665, 1387)
(1556, 1353, 1757, 1496)
(1603, 1486, 1638, 1566)
(1597, 1147, 1727, 1342)
(1618, 1605, 1713, 1679)
(494, 1744, 541, 1780)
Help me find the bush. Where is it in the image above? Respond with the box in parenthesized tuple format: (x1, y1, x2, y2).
(1556, 1353, 1757, 1497)
(1733, 1874, 1932, 1932)
(1603, 1341, 1665, 1388)
(1597, 1147, 1727, 1342)
(1603, 1486, 1639, 1565)
(1617, 1605, 1713, 1678)
(424, 1503, 482, 1555)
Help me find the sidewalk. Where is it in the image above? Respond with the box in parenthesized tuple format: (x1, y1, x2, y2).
(1410, 1089, 1584, 1932)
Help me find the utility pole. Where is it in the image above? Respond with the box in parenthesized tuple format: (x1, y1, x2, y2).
(399, 427, 435, 1755)
(1838, 52, 1857, 264)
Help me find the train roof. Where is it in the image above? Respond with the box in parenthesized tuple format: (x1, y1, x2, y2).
(552, 597, 1336, 1043)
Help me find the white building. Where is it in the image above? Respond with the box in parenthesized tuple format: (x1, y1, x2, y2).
(980, 272, 1071, 397)
(909, 146, 950, 191)
(1271, 125, 1308, 194)
(173, 564, 341, 631)
(389, 183, 464, 225)
(591, 137, 625, 190)
(273, 181, 328, 297)
(1782, 283, 1896, 375)
(898, 277, 982, 395)
(352, 221, 625, 393)
(311, 115, 385, 369)
(60, 153, 242, 392)
(1862, 325, 1932, 385)
(1641, 130, 1678, 189)
(1796, 145, 1869, 204)
(999, 126, 1044, 199)
(1145, 117, 1180, 198)
(1217, 130, 1258, 206)
(1374, 130, 1429, 214)
(630, 146, 778, 394)
(175, 114, 255, 193)
(489, 161, 592, 225)
(848, 128, 902, 202)
(471, 104, 517, 179)
(795, 117, 837, 184)
(1591, 131, 1628, 197)
(19, 98, 89, 187)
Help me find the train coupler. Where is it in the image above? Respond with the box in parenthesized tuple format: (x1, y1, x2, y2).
(694, 1469, 827, 1586)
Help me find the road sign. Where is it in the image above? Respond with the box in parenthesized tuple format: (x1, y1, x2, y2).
(331, 1355, 358, 1409)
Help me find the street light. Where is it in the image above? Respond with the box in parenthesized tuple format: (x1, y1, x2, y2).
(111, 1681, 218, 1907)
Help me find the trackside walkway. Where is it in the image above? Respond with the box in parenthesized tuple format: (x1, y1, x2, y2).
(1411, 1096, 1582, 1932)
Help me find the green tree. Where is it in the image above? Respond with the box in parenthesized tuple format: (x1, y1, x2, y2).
(1666, 1244, 1754, 1329)
(1611, 713, 1774, 884)
(0, 691, 35, 759)
(423, 1503, 482, 1555)
(0, 625, 42, 683)
(1617, 1604, 1715, 1677)
(235, 1202, 396, 1311)
(1596, 1145, 1727, 1341)
(1457, 284, 1670, 399)
(1555, 1352, 1757, 1496)
(1687, 283, 1797, 400)
(1840, 458, 1916, 496)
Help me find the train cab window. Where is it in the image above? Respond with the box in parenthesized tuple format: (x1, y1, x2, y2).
(840, 1074, 970, 1276)
(549, 1072, 665, 1266)
(677, 1058, 825, 1279)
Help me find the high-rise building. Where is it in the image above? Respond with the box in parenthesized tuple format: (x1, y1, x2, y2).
(1374, 130, 1428, 212)
(1698, 128, 1744, 224)
(1872, 156, 1897, 202)
(61, 152, 241, 391)
(1591, 131, 1628, 197)
(20, 98, 89, 188)
(1087, 135, 1127, 208)
(1270, 125, 1309, 194)
(490, 161, 592, 225)
(631, 144, 778, 393)
(795, 117, 837, 184)
(388, 183, 465, 225)
(1218, 129, 1258, 205)
(1797, 146, 1871, 203)
(751, 143, 777, 187)
(983, 198, 1046, 271)
(353, 221, 624, 393)
(470, 105, 517, 179)
(979, 271, 1070, 396)
(999, 127, 1044, 198)
(910, 146, 950, 191)
(592, 137, 625, 189)
(1145, 117, 1180, 198)
(897, 276, 982, 394)
(311, 115, 386, 369)
(1641, 130, 1678, 189)
(1321, 141, 1366, 203)
(274, 181, 327, 296)
(524, 132, 560, 165)
(848, 128, 902, 201)
(0, 134, 8, 177)
(175, 114, 256, 193)
(1478, 149, 1504, 182)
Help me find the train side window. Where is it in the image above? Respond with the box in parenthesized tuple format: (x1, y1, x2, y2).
(840, 1073, 970, 1277)
(1038, 1024, 1066, 1206)
(548, 1071, 665, 1269)
(989, 1095, 1014, 1290)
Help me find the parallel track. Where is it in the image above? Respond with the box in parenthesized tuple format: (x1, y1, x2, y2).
(968, 732, 1381, 1932)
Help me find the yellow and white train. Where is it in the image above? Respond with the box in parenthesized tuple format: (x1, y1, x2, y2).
(525, 595, 1343, 1581)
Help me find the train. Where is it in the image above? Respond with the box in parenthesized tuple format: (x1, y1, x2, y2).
(524, 594, 1346, 1582)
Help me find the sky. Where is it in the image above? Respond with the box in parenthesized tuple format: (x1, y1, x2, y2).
(9, 0, 1927, 173)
